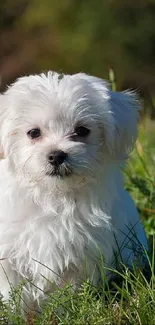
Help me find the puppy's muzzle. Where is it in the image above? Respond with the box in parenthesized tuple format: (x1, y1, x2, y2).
(46, 150, 72, 177)
(48, 150, 68, 167)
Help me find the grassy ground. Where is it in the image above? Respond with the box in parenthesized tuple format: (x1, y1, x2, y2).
(0, 122, 155, 325)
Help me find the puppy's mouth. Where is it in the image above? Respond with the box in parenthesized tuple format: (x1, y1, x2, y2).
(46, 165, 73, 178)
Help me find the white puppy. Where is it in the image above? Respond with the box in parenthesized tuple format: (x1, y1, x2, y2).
(0, 72, 147, 306)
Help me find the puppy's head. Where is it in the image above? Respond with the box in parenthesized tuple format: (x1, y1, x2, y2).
(0, 72, 140, 190)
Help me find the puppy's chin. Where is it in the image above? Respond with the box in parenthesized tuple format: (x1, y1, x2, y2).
(41, 165, 90, 192)
(44, 163, 91, 191)
(41, 175, 86, 194)
(46, 172, 88, 191)
(46, 164, 73, 178)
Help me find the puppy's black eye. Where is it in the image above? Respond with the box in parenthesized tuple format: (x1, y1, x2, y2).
(27, 128, 41, 139)
(75, 126, 90, 137)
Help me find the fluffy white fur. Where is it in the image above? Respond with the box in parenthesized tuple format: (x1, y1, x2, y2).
(0, 72, 148, 306)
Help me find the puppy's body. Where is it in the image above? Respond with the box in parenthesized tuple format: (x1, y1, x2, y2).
(0, 72, 147, 304)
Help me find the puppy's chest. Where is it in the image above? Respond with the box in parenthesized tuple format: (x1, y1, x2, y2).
(11, 200, 94, 274)
(30, 204, 88, 257)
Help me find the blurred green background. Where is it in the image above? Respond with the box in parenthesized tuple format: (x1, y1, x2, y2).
(1, 0, 155, 116)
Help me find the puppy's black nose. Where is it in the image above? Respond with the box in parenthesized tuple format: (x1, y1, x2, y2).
(48, 150, 67, 166)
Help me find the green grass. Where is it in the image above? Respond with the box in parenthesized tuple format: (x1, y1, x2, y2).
(126, 123, 155, 237)
(0, 124, 155, 325)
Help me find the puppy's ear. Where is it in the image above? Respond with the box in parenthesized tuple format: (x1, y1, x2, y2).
(110, 90, 140, 158)
(74, 73, 140, 159)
